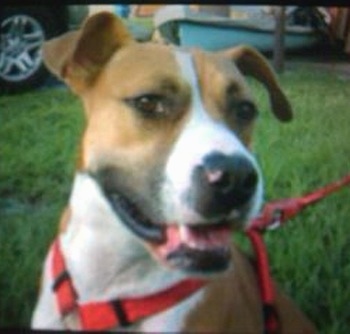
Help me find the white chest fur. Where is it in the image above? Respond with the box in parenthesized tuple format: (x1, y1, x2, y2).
(33, 173, 205, 331)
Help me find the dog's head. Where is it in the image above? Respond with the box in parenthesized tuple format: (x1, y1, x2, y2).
(43, 13, 292, 274)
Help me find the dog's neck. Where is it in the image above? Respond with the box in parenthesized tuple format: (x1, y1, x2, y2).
(60, 173, 190, 303)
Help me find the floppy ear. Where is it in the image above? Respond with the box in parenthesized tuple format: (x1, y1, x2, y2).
(221, 45, 293, 122)
(42, 12, 134, 93)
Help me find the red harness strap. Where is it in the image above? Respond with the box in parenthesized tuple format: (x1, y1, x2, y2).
(78, 278, 206, 330)
(51, 240, 78, 315)
(51, 240, 206, 330)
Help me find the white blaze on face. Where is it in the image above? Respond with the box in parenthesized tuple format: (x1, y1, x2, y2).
(161, 50, 263, 225)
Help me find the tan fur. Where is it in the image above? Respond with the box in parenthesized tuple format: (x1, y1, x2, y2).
(37, 12, 316, 333)
(58, 206, 71, 233)
(194, 49, 258, 146)
(184, 245, 315, 333)
(79, 43, 193, 172)
(42, 14, 291, 173)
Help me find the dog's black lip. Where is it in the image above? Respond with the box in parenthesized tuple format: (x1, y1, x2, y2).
(166, 245, 231, 273)
(107, 192, 166, 244)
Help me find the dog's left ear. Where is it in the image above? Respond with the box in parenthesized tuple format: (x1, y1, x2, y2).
(221, 45, 293, 122)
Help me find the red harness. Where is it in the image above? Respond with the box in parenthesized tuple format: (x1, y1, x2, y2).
(51, 173, 350, 332)
(51, 240, 206, 330)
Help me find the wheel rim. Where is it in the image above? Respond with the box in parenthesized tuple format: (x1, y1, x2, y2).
(0, 14, 45, 82)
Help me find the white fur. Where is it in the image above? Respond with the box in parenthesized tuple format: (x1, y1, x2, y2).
(161, 50, 263, 225)
(62, 174, 188, 300)
(32, 173, 204, 331)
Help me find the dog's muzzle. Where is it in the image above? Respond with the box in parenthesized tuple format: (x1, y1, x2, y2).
(102, 152, 260, 273)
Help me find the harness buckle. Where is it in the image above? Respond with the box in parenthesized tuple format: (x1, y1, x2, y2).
(266, 209, 283, 230)
(263, 303, 279, 334)
(52, 270, 70, 291)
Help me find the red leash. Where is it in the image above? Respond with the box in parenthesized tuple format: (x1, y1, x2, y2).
(246, 173, 350, 334)
(249, 173, 350, 232)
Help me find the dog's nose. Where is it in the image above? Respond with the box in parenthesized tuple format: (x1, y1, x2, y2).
(189, 152, 258, 218)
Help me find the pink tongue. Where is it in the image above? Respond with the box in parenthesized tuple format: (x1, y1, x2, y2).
(155, 224, 231, 258)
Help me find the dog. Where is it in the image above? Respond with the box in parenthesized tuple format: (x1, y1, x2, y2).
(31, 12, 316, 332)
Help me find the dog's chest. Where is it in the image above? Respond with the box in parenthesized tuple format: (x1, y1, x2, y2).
(134, 289, 205, 332)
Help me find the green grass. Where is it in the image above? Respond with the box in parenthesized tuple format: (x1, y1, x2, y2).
(1, 66, 350, 332)
(250, 67, 350, 333)
(0, 87, 84, 326)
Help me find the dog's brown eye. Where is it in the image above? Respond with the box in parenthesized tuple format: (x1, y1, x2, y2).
(235, 101, 258, 123)
(130, 95, 168, 117)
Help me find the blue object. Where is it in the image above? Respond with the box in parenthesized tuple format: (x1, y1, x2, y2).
(115, 5, 130, 18)
(154, 6, 323, 52)
(177, 20, 321, 52)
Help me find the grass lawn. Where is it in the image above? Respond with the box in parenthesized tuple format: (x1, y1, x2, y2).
(1, 65, 350, 333)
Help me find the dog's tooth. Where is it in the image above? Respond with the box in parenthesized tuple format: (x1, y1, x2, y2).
(179, 224, 190, 242)
(179, 225, 207, 249)
(179, 225, 198, 248)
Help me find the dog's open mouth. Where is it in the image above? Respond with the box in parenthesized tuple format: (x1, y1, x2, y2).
(107, 191, 232, 273)
(153, 223, 232, 273)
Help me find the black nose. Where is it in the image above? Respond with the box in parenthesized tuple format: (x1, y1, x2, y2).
(189, 152, 258, 218)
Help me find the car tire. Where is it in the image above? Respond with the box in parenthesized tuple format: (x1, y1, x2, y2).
(0, 7, 64, 94)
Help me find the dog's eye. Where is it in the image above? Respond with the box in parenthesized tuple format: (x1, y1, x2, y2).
(129, 95, 168, 117)
(235, 101, 258, 123)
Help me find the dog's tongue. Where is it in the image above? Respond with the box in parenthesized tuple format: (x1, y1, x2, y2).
(154, 224, 231, 258)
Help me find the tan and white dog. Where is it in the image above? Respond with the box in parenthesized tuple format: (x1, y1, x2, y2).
(32, 12, 316, 333)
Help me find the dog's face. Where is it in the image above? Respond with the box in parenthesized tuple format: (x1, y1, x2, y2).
(43, 13, 292, 274)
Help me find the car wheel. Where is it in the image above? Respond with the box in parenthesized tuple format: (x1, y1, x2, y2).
(0, 7, 64, 93)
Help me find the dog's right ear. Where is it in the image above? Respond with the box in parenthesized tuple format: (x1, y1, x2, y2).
(42, 12, 134, 93)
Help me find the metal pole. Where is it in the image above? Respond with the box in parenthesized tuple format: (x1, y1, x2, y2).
(273, 6, 286, 73)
